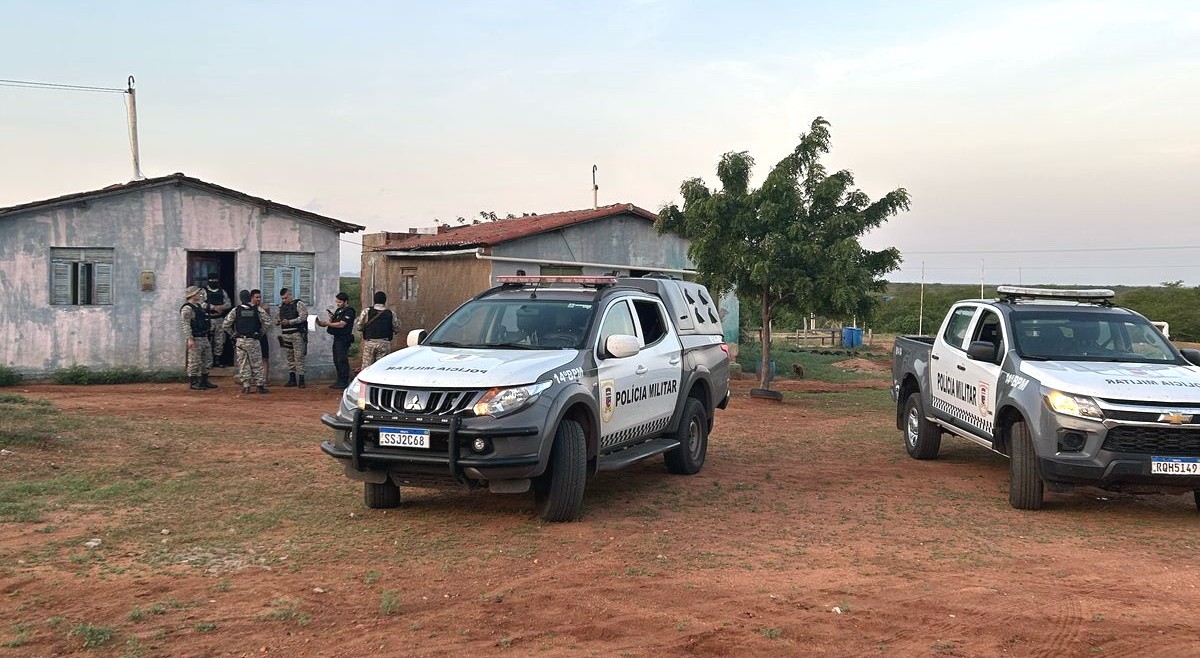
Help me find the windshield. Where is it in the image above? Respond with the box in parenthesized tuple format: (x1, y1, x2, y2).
(425, 299, 594, 350)
(1010, 309, 1177, 363)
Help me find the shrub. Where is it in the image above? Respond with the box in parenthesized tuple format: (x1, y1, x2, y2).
(51, 366, 184, 385)
(0, 366, 20, 387)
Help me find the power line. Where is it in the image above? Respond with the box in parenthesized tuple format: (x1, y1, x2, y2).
(909, 263, 1200, 271)
(0, 78, 126, 94)
(903, 244, 1200, 255)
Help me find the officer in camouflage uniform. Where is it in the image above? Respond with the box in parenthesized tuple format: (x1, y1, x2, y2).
(180, 286, 218, 390)
(275, 287, 309, 388)
(201, 272, 233, 367)
(223, 289, 271, 394)
(355, 290, 403, 370)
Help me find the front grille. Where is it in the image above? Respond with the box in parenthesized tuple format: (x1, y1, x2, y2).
(367, 386, 481, 415)
(1102, 427, 1200, 455)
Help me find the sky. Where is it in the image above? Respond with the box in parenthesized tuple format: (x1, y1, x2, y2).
(2, 0, 1198, 285)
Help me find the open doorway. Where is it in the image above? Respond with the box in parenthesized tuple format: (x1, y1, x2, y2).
(187, 251, 237, 367)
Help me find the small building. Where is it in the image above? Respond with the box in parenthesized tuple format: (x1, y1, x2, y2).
(0, 173, 364, 379)
(360, 203, 739, 345)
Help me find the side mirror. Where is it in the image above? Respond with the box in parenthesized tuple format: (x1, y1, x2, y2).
(1181, 348, 1200, 367)
(604, 334, 641, 359)
(967, 340, 998, 363)
(406, 329, 427, 347)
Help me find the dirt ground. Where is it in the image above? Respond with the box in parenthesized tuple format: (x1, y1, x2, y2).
(3, 368, 1200, 657)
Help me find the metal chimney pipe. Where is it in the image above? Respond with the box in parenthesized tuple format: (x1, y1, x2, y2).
(126, 75, 144, 180)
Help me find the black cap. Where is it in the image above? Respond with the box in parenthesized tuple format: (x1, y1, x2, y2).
(373, 291, 386, 304)
(207, 272, 219, 281)
(239, 290, 251, 304)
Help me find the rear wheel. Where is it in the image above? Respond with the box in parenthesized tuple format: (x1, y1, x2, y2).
(1009, 420, 1044, 510)
(664, 398, 708, 475)
(1193, 490, 1200, 511)
(364, 480, 400, 509)
(903, 395, 941, 460)
(536, 419, 587, 522)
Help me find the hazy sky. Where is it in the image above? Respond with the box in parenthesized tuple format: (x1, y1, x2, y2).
(2, 1, 1198, 285)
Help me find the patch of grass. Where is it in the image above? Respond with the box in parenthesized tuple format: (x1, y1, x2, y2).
(0, 365, 21, 387)
(51, 365, 184, 385)
(259, 598, 310, 626)
(738, 343, 887, 383)
(194, 621, 217, 632)
(380, 590, 401, 615)
(2, 622, 31, 648)
(212, 580, 232, 593)
(364, 570, 380, 585)
(760, 627, 782, 639)
(69, 623, 115, 648)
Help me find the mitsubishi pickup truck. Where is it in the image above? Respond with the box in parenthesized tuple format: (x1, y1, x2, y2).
(892, 286, 1200, 510)
(320, 275, 730, 522)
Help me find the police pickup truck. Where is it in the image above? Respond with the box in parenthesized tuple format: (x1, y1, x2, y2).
(320, 275, 730, 522)
(892, 286, 1200, 510)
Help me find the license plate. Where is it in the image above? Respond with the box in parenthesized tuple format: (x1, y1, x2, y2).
(1151, 456, 1200, 475)
(378, 427, 430, 449)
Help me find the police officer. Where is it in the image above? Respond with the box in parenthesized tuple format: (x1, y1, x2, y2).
(201, 272, 232, 367)
(317, 291, 356, 389)
(180, 286, 218, 390)
(355, 291, 402, 370)
(223, 289, 271, 394)
(275, 287, 309, 388)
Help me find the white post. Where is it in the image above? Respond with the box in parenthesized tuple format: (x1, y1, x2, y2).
(125, 76, 144, 180)
(592, 164, 598, 209)
(918, 262, 925, 335)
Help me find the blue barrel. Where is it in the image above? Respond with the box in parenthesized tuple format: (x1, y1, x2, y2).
(841, 327, 863, 348)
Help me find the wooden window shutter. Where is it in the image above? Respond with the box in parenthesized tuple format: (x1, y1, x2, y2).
(93, 262, 113, 305)
(51, 261, 72, 305)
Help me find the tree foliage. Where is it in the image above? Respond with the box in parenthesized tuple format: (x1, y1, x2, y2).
(659, 117, 909, 387)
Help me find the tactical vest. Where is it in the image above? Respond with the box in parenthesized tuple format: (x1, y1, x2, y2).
(279, 300, 303, 334)
(362, 309, 395, 340)
(182, 303, 210, 337)
(204, 286, 226, 316)
(233, 304, 263, 338)
(328, 307, 355, 337)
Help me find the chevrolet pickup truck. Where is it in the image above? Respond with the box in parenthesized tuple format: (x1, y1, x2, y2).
(892, 286, 1200, 510)
(320, 275, 730, 522)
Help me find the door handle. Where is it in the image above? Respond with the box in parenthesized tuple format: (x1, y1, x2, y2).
(669, 357, 681, 365)
(635, 365, 647, 375)
(956, 364, 966, 371)
(931, 354, 940, 360)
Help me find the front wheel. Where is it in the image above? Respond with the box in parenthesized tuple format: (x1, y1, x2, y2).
(364, 480, 400, 509)
(664, 398, 708, 475)
(536, 419, 587, 522)
(1009, 420, 1044, 510)
(903, 395, 941, 460)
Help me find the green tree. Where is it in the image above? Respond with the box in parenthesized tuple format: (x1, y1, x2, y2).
(659, 117, 909, 389)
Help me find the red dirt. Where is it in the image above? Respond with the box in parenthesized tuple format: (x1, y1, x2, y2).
(2, 372, 1200, 657)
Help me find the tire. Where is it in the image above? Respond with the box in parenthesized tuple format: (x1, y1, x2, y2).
(364, 480, 400, 509)
(903, 395, 941, 460)
(1009, 420, 1044, 510)
(1192, 490, 1200, 512)
(536, 419, 587, 522)
(664, 398, 708, 475)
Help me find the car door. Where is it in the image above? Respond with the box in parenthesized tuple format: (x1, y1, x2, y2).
(928, 304, 982, 428)
(628, 297, 683, 437)
(595, 298, 649, 451)
(957, 309, 1005, 440)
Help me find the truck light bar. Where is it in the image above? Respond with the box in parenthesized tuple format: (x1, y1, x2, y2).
(497, 275, 617, 286)
(996, 285, 1115, 303)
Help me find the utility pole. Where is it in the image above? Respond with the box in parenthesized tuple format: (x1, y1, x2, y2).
(592, 165, 598, 209)
(125, 76, 144, 180)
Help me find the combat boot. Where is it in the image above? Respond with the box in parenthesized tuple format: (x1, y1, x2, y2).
(243, 385, 253, 394)
(257, 385, 269, 394)
(284, 373, 297, 387)
(298, 375, 306, 389)
(189, 377, 204, 391)
(200, 375, 218, 389)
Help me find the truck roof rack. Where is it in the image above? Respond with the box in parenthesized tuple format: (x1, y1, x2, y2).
(996, 285, 1115, 306)
(495, 275, 617, 288)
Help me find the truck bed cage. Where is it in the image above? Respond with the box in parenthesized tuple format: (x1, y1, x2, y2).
(996, 285, 1114, 306)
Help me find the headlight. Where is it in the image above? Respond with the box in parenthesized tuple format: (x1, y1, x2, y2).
(473, 381, 552, 418)
(340, 377, 367, 414)
(1045, 389, 1104, 420)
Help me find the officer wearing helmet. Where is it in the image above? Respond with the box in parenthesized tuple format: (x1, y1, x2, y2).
(180, 286, 218, 390)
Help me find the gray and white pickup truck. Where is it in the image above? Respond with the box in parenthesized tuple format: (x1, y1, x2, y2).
(320, 275, 730, 522)
(892, 286, 1200, 510)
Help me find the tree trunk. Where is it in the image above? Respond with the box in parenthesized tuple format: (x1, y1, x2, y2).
(759, 288, 772, 389)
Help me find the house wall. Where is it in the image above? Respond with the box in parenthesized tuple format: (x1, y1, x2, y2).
(0, 181, 345, 379)
(492, 215, 693, 273)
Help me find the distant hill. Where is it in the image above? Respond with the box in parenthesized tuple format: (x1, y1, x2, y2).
(873, 283, 1200, 341)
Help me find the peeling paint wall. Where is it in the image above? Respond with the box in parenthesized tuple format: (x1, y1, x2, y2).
(0, 182, 345, 379)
